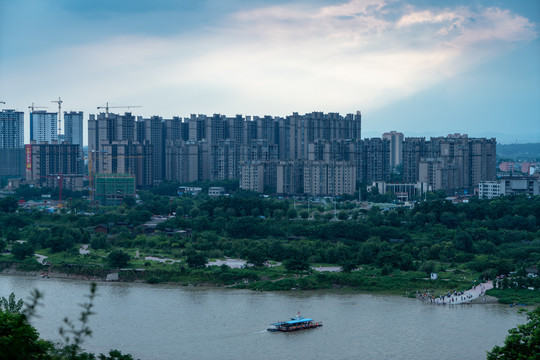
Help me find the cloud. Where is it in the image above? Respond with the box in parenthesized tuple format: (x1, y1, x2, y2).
(2, 0, 537, 120)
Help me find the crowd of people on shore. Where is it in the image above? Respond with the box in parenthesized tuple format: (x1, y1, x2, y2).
(417, 283, 487, 305)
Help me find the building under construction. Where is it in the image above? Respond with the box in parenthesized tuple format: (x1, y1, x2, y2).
(94, 173, 136, 206)
(25, 141, 83, 191)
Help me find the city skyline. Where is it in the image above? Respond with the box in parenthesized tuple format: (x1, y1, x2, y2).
(1, 0, 539, 144)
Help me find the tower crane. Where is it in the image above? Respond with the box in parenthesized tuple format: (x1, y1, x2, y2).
(28, 103, 48, 112)
(97, 102, 142, 117)
(40, 174, 66, 203)
(51, 97, 63, 135)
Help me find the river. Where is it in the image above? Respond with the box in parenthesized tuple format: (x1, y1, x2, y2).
(0, 275, 527, 360)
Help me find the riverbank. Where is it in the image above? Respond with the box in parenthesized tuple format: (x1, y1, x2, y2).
(3, 265, 531, 307)
(0, 261, 490, 299)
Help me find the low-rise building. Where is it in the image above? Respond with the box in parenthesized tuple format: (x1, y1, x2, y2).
(478, 181, 501, 199)
(178, 186, 202, 196)
(208, 186, 226, 196)
(479, 175, 540, 199)
(372, 181, 429, 202)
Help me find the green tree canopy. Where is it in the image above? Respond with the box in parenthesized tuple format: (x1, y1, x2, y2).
(186, 252, 207, 269)
(12, 242, 35, 261)
(0, 311, 51, 359)
(107, 250, 130, 268)
(0, 196, 18, 213)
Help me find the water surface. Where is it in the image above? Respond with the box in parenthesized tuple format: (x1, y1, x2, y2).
(0, 275, 525, 360)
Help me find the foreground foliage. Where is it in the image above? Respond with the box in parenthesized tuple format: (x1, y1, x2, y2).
(487, 307, 540, 360)
(0, 288, 138, 360)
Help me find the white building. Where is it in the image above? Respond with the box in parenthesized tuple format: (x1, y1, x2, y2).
(479, 176, 540, 199)
(208, 187, 226, 196)
(30, 111, 58, 143)
(478, 181, 501, 199)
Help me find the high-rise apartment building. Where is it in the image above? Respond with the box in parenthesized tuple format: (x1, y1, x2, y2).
(211, 139, 238, 180)
(426, 134, 496, 192)
(88, 112, 136, 174)
(402, 137, 427, 183)
(0, 109, 25, 182)
(138, 115, 165, 185)
(86, 109, 496, 196)
(240, 161, 266, 193)
(63, 111, 83, 147)
(30, 111, 58, 143)
(359, 138, 391, 183)
(98, 141, 153, 188)
(0, 109, 24, 149)
(403, 134, 496, 193)
(63, 111, 84, 169)
(276, 161, 303, 195)
(304, 161, 357, 196)
(382, 131, 404, 169)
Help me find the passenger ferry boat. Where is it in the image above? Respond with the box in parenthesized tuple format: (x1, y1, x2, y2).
(267, 313, 323, 332)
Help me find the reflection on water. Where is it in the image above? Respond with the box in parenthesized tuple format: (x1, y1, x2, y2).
(0, 274, 526, 360)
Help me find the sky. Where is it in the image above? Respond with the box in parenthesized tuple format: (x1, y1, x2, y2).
(0, 0, 539, 145)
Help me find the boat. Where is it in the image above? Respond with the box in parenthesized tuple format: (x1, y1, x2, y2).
(267, 313, 323, 332)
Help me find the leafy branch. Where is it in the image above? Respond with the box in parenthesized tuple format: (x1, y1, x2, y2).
(58, 282, 97, 360)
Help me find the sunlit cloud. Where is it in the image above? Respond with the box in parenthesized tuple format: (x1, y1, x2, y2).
(2, 0, 537, 121)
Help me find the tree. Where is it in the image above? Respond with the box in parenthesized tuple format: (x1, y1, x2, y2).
(11, 242, 35, 260)
(246, 244, 267, 267)
(122, 196, 136, 208)
(97, 349, 137, 360)
(0, 196, 18, 213)
(286, 207, 297, 219)
(128, 209, 153, 226)
(0, 292, 23, 314)
(337, 210, 348, 221)
(340, 260, 357, 273)
(419, 260, 435, 275)
(273, 209, 284, 219)
(186, 252, 207, 269)
(487, 307, 540, 360)
(90, 234, 109, 250)
(107, 250, 130, 268)
(0, 311, 51, 359)
(283, 258, 310, 271)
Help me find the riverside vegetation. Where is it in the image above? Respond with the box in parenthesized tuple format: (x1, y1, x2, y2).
(0, 181, 539, 304)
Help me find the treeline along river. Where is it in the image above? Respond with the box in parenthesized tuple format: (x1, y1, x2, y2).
(0, 275, 527, 360)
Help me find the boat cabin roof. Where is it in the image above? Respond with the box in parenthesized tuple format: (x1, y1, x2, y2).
(271, 317, 314, 326)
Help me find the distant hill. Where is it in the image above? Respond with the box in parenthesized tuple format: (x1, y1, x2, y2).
(497, 143, 540, 161)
